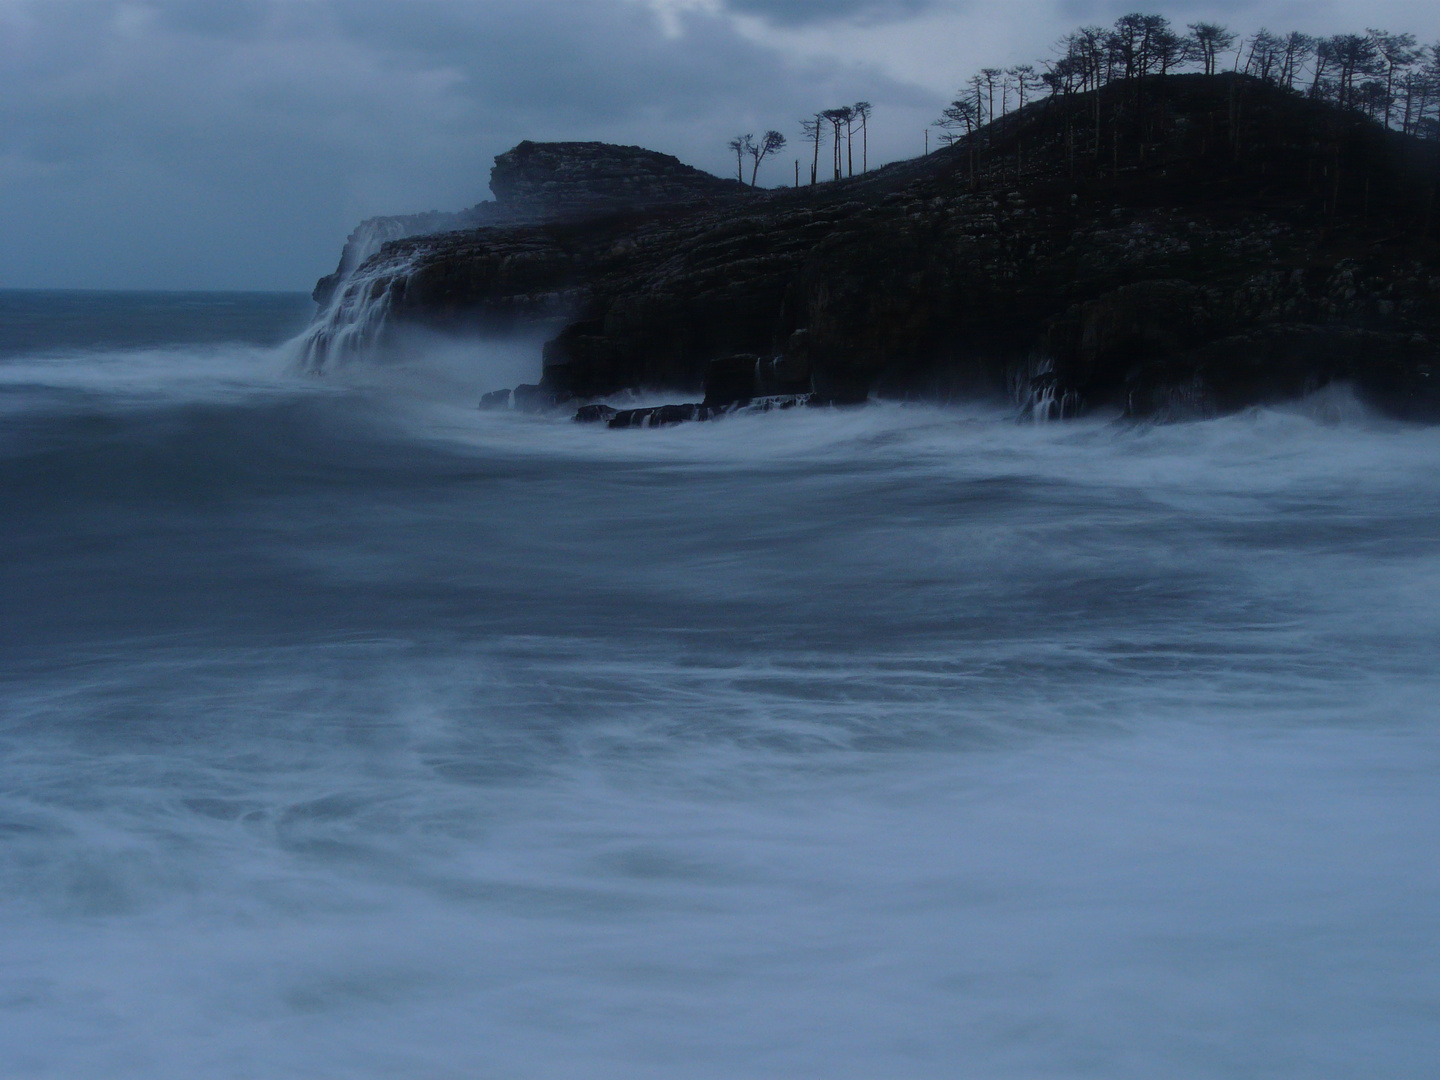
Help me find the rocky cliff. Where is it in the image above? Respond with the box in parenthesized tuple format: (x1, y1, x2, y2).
(489, 140, 748, 212)
(308, 75, 1440, 420)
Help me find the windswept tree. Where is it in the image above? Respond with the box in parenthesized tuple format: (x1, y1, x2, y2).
(1398, 44, 1439, 135)
(967, 72, 988, 126)
(800, 115, 826, 185)
(1311, 36, 1335, 98)
(935, 95, 979, 178)
(1421, 44, 1440, 137)
(853, 101, 873, 172)
(822, 107, 852, 180)
(1042, 51, 1083, 97)
(727, 134, 753, 183)
(1278, 32, 1315, 91)
(980, 68, 1004, 123)
(747, 130, 787, 186)
(1072, 26, 1108, 90)
(1109, 13, 1147, 80)
(1153, 22, 1186, 73)
(1187, 22, 1237, 75)
(1009, 65, 1040, 111)
(1370, 29, 1421, 127)
(1325, 33, 1382, 109)
(1243, 29, 1283, 81)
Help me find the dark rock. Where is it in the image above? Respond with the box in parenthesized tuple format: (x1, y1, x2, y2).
(609, 403, 715, 428)
(479, 388, 512, 410)
(702, 355, 761, 407)
(491, 141, 749, 215)
(573, 403, 619, 423)
(1122, 325, 1440, 420)
(603, 395, 815, 428)
(511, 383, 566, 413)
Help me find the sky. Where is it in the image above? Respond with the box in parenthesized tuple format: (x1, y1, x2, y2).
(2, 0, 1437, 291)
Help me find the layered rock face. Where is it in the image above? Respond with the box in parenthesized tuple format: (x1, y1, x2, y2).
(311, 76, 1440, 419)
(489, 141, 748, 213)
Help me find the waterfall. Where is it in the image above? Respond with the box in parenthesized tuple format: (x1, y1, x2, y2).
(294, 246, 425, 372)
(1011, 357, 1079, 422)
(334, 217, 421, 280)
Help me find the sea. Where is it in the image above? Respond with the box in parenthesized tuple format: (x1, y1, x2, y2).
(2, 289, 1438, 1079)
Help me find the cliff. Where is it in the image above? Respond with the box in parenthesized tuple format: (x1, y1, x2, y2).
(489, 140, 748, 211)
(306, 75, 1440, 420)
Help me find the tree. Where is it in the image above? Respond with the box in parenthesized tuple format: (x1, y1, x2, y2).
(1009, 65, 1039, 112)
(967, 72, 987, 125)
(1073, 26, 1108, 90)
(1244, 29, 1283, 82)
(1421, 45, 1440, 134)
(1187, 22, 1237, 76)
(822, 107, 852, 180)
(1109, 14, 1145, 80)
(1042, 50, 1083, 97)
(1278, 32, 1315, 92)
(852, 101, 873, 172)
(747, 130, 786, 186)
(800, 116, 825, 185)
(980, 68, 1004, 123)
(1153, 25, 1187, 74)
(1325, 33, 1382, 110)
(935, 96, 979, 178)
(1311, 36, 1335, 99)
(1369, 29, 1421, 128)
(727, 134, 752, 183)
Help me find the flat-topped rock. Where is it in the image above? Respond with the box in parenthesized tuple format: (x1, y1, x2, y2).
(490, 141, 748, 213)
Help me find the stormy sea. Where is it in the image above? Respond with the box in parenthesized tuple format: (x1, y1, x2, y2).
(2, 289, 1438, 1079)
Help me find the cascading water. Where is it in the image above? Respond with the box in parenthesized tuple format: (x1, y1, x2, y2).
(1011, 357, 1080, 422)
(294, 246, 425, 372)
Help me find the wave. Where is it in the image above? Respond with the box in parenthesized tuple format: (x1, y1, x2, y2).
(5, 327, 1440, 1077)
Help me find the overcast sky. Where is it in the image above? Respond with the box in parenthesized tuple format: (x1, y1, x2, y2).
(2, 0, 1436, 291)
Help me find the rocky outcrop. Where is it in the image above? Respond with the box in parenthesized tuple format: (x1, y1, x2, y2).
(489, 141, 749, 213)
(311, 204, 545, 308)
(311, 75, 1440, 421)
(310, 142, 751, 314)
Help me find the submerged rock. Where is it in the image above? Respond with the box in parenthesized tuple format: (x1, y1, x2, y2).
(573, 403, 619, 423)
(599, 394, 813, 429)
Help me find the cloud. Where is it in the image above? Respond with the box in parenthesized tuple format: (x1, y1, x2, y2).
(722, 0, 942, 26)
(0, 0, 1436, 290)
(0, 0, 891, 288)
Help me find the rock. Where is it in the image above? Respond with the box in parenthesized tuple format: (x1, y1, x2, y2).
(478, 388, 512, 410)
(609, 403, 716, 428)
(702, 355, 760, 407)
(511, 383, 566, 413)
(573, 403, 619, 423)
(490, 141, 749, 215)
